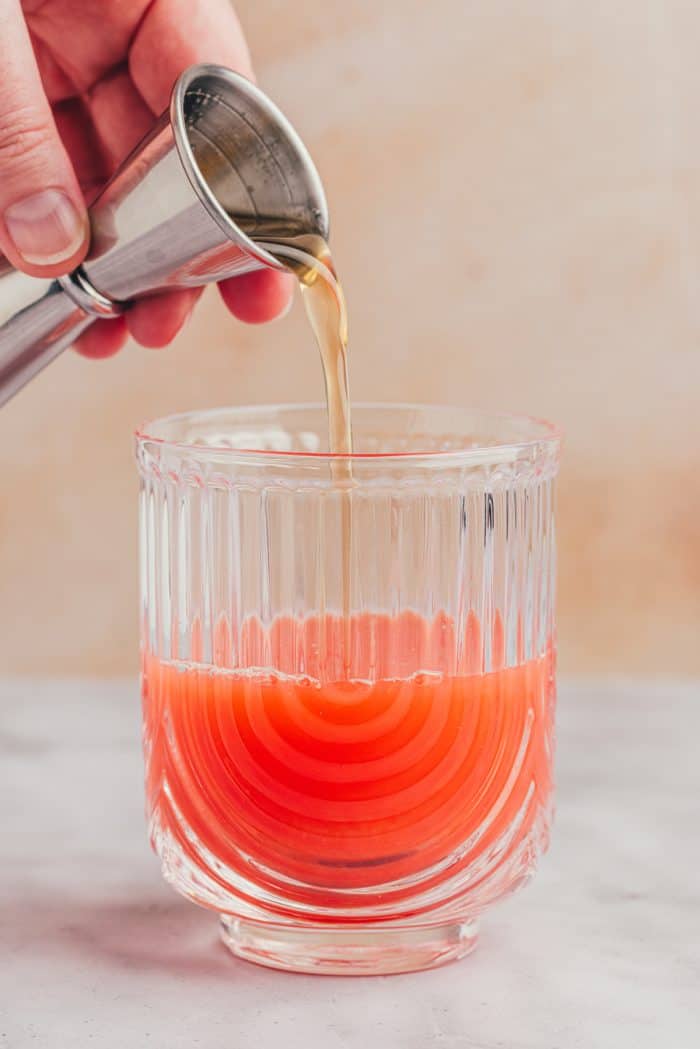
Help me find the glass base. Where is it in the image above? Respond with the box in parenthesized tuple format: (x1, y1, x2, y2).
(219, 915, 479, 975)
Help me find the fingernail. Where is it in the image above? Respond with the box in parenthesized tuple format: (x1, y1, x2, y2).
(4, 188, 87, 266)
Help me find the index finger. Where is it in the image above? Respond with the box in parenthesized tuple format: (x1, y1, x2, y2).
(129, 0, 254, 114)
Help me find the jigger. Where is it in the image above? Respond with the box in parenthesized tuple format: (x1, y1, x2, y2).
(0, 64, 328, 406)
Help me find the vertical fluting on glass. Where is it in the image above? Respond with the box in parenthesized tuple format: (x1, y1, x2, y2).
(136, 406, 560, 927)
(140, 476, 556, 672)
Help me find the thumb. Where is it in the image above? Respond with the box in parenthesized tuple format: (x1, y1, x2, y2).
(0, 0, 88, 276)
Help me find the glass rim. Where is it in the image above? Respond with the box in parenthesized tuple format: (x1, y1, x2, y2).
(135, 402, 562, 467)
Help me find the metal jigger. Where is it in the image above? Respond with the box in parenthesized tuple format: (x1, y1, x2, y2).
(0, 64, 328, 406)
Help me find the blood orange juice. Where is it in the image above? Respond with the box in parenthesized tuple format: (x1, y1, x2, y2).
(144, 612, 554, 905)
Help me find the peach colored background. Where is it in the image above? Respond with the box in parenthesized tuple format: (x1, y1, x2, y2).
(1, 1, 698, 676)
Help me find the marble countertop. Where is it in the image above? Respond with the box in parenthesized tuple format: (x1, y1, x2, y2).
(1, 678, 698, 1049)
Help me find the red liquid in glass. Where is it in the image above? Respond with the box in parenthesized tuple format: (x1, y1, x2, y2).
(143, 613, 554, 909)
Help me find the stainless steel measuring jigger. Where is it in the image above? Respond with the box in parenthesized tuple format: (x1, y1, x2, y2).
(0, 64, 328, 406)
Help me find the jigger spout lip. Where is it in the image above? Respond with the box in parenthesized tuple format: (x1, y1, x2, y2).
(170, 63, 329, 275)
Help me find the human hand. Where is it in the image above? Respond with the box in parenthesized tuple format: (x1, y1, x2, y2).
(0, 0, 294, 358)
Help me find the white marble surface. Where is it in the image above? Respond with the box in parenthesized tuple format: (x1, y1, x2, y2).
(1, 678, 698, 1048)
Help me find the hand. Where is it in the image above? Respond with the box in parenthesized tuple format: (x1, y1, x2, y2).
(0, 0, 294, 358)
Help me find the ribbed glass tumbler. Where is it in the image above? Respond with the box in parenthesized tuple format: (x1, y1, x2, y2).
(135, 404, 561, 974)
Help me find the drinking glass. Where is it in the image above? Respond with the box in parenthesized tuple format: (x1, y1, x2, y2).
(135, 403, 561, 974)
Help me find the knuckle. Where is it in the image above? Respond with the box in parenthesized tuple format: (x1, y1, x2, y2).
(0, 108, 53, 165)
